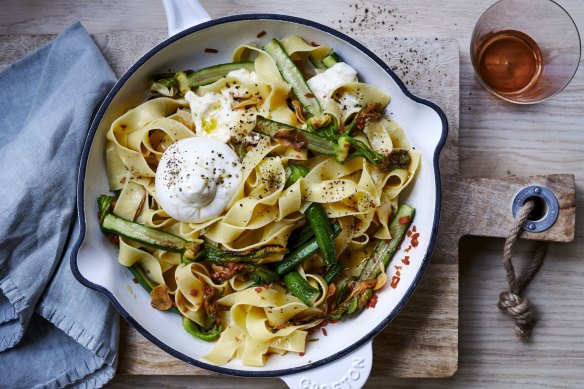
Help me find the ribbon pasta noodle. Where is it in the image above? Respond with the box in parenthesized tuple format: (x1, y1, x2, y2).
(100, 35, 420, 366)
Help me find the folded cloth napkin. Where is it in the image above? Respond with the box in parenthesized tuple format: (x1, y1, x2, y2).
(0, 23, 119, 388)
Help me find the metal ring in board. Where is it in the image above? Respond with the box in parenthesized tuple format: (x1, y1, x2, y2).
(512, 186, 559, 233)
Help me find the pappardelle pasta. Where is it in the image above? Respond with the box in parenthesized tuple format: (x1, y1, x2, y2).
(98, 35, 420, 366)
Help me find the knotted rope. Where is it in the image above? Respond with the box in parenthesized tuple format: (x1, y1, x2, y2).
(498, 199, 548, 341)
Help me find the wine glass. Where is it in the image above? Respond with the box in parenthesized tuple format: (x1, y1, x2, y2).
(471, 0, 581, 104)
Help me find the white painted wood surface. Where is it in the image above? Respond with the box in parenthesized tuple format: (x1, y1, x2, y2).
(1, 0, 583, 387)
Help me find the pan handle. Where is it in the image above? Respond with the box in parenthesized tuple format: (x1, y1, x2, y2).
(280, 340, 373, 389)
(161, 0, 211, 37)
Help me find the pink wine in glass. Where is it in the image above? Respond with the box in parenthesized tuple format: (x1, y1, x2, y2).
(475, 29, 542, 96)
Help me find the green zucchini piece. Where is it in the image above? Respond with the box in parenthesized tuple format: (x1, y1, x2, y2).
(328, 204, 414, 320)
(181, 246, 281, 284)
(187, 61, 255, 87)
(286, 163, 309, 188)
(309, 55, 326, 71)
(128, 264, 156, 293)
(283, 271, 320, 307)
(98, 195, 114, 225)
(128, 264, 180, 314)
(333, 276, 354, 307)
(309, 51, 340, 73)
(273, 221, 342, 276)
(358, 204, 415, 281)
(152, 61, 255, 96)
(323, 262, 342, 284)
(175, 71, 191, 95)
(305, 113, 340, 140)
(322, 52, 342, 68)
(182, 316, 222, 342)
(101, 212, 198, 260)
(288, 223, 315, 250)
(306, 203, 337, 267)
(327, 283, 374, 320)
(344, 103, 384, 136)
(253, 115, 343, 159)
(253, 116, 408, 170)
(253, 114, 297, 137)
(286, 165, 338, 271)
(196, 243, 287, 264)
(340, 135, 411, 171)
(263, 38, 322, 117)
(242, 264, 280, 284)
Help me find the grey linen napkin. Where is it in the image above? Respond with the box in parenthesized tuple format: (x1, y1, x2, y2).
(0, 23, 119, 388)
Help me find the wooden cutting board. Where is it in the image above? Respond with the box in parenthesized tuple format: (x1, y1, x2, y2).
(0, 31, 574, 379)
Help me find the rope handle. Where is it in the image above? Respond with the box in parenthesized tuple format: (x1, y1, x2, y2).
(498, 199, 548, 341)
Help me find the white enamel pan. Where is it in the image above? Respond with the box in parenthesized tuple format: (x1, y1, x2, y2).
(70, 1, 448, 387)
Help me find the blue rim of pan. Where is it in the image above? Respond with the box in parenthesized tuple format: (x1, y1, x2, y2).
(70, 13, 449, 378)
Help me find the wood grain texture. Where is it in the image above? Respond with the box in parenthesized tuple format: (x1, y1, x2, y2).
(2, 0, 583, 387)
(0, 32, 166, 76)
(453, 175, 576, 242)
